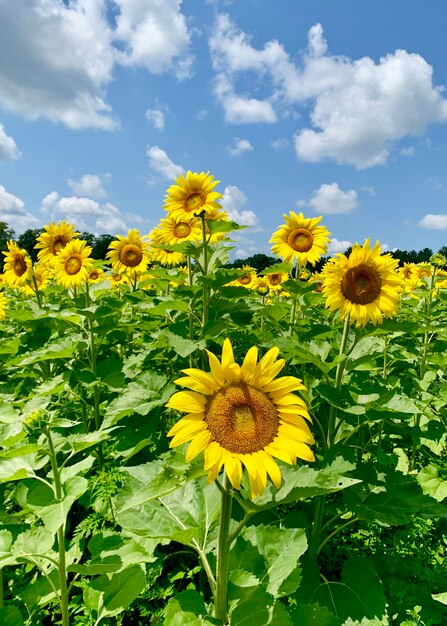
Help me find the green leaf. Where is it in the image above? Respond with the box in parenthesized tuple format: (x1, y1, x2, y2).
(0, 458, 35, 482)
(417, 465, 447, 502)
(289, 603, 339, 626)
(341, 557, 387, 620)
(433, 592, 447, 606)
(207, 220, 242, 235)
(89, 564, 146, 619)
(164, 590, 218, 625)
(241, 524, 308, 597)
(12, 336, 79, 365)
(0, 606, 24, 626)
(26, 475, 88, 533)
(229, 587, 275, 626)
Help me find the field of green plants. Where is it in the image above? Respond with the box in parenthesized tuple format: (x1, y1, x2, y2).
(0, 171, 446, 626)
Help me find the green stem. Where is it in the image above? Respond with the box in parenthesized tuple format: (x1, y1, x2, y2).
(200, 212, 209, 332)
(44, 426, 69, 626)
(327, 315, 351, 448)
(215, 474, 233, 625)
(317, 517, 358, 555)
(32, 273, 42, 307)
(288, 260, 299, 336)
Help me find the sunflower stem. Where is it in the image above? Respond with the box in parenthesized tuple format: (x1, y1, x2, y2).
(288, 259, 300, 336)
(200, 212, 209, 333)
(32, 272, 42, 307)
(327, 315, 351, 448)
(215, 473, 232, 625)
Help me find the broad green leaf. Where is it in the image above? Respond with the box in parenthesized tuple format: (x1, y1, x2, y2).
(342, 557, 387, 620)
(0, 606, 24, 626)
(12, 527, 55, 558)
(26, 475, 88, 533)
(164, 590, 218, 625)
(417, 465, 447, 502)
(290, 603, 339, 626)
(0, 458, 35, 482)
(12, 336, 79, 365)
(242, 524, 308, 597)
(229, 586, 276, 626)
(433, 592, 447, 606)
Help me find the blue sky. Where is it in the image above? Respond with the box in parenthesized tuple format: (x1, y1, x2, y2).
(1, 0, 447, 258)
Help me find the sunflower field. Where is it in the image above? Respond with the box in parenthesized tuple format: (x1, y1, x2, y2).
(0, 171, 446, 626)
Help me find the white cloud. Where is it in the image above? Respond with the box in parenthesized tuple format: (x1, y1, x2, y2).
(221, 185, 259, 227)
(270, 138, 289, 151)
(0, 185, 39, 233)
(208, 14, 447, 166)
(0, 124, 20, 161)
(146, 145, 184, 180)
(213, 73, 277, 124)
(0, 0, 194, 130)
(361, 186, 376, 196)
(146, 109, 164, 130)
(419, 214, 447, 230)
(227, 137, 253, 156)
(328, 238, 353, 255)
(400, 146, 415, 157)
(113, 0, 193, 79)
(41, 191, 129, 234)
(68, 174, 108, 199)
(304, 183, 358, 215)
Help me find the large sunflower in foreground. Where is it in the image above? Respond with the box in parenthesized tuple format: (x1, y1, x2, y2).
(321, 239, 402, 327)
(164, 171, 226, 222)
(35, 221, 79, 265)
(270, 211, 331, 266)
(167, 339, 315, 498)
(107, 229, 150, 275)
(53, 239, 94, 289)
(3, 241, 33, 288)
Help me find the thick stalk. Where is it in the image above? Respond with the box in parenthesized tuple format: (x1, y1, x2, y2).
(200, 212, 209, 332)
(215, 474, 233, 625)
(44, 426, 69, 626)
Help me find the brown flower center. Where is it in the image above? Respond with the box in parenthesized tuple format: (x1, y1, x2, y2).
(173, 222, 192, 238)
(184, 192, 205, 212)
(287, 228, 314, 252)
(65, 255, 83, 275)
(13, 254, 28, 277)
(268, 273, 282, 286)
(51, 235, 69, 255)
(205, 383, 279, 453)
(238, 274, 252, 285)
(89, 270, 99, 280)
(120, 243, 143, 267)
(340, 263, 382, 305)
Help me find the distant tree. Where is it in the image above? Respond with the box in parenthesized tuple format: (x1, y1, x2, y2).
(17, 228, 44, 263)
(80, 231, 96, 249)
(0, 221, 15, 271)
(229, 253, 279, 272)
(416, 247, 433, 263)
(93, 234, 115, 260)
(438, 245, 447, 257)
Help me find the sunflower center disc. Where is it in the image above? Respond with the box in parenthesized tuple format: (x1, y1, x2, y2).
(238, 275, 252, 285)
(90, 271, 99, 280)
(205, 382, 279, 454)
(13, 255, 27, 277)
(288, 228, 314, 252)
(51, 236, 69, 255)
(120, 244, 143, 267)
(268, 273, 282, 286)
(174, 222, 192, 238)
(65, 255, 82, 275)
(340, 263, 382, 305)
(185, 192, 204, 211)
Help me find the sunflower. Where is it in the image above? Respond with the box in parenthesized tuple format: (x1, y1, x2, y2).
(53, 239, 94, 289)
(3, 241, 33, 288)
(164, 171, 226, 221)
(265, 271, 289, 292)
(270, 212, 331, 267)
(19, 263, 51, 296)
(149, 229, 186, 266)
(107, 229, 150, 275)
(167, 339, 315, 498)
(0, 291, 7, 320)
(87, 267, 105, 284)
(35, 221, 79, 265)
(155, 215, 202, 245)
(321, 239, 402, 327)
(229, 266, 258, 289)
(416, 263, 433, 281)
(108, 272, 129, 288)
(398, 263, 419, 292)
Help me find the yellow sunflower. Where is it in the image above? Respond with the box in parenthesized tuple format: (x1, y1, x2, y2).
(156, 215, 202, 245)
(164, 171, 226, 221)
(265, 271, 289, 292)
(107, 229, 150, 275)
(270, 211, 331, 267)
(229, 266, 258, 289)
(19, 263, 51, 296)
(321, 239, 402, 327)
(0, 291, 7, 320)
(167, 339, 315, 499)
(149, 229, 186, 266)
(35, 221, 79, 265)
(87, 267, 105, 284)
(3, 241, 33, 288)
(416, 263, 433, 281)
(398, 263, 419, 292)
(108, 272, 129, 288)
(53, 239, 94, 289)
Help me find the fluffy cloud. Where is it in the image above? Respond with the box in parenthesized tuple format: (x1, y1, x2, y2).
(0, 185, 39, 233)
(213, 73, 277, 124)
(221, 185, 259, 227)
(227, 137, 253, 156)
(270, 138, 289, 151)
(68, 174, 108, 199)
(0, 124, 20, 161)
(209, 14, 447, 166)
(327, 238, 353, 255)
(41, 191, 129, 234)
(303, 183, 358, 215)
(146, 109, 165, 131)
(419, 214, 447, 230)
(113, 0, 193, 79)
(146, 145, 184, 180)
(0, 0, 193, 129)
